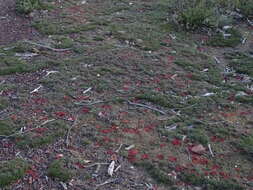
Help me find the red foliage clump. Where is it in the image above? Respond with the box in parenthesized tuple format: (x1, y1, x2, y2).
(171, 138, 182, 146)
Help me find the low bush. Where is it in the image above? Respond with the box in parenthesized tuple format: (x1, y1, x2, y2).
(16, 0, 43, 14)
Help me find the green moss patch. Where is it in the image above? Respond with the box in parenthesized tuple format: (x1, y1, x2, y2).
(0, 120, 16, 136)
(0, 158, 29, 187)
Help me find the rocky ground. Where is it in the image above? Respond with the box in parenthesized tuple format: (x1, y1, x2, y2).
(0, 0, 252, 190)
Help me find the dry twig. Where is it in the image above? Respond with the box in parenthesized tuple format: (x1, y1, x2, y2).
(23, 40, 71, 52)
(66, 115, 79, 147)
(208, 143, 215, 157)
(127, 101, 166, 115)
(95, 178, 117, 189)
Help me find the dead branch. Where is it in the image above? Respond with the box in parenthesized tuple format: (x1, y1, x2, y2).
(66, 115, 79, 147)
(95, 178, 117, 189)
(115, 144, 123, 153)
(127, 101, 166, 115)
(23, 40, 71, 52)
(74, 100, 104, 106)
(85, 162, 109, 168)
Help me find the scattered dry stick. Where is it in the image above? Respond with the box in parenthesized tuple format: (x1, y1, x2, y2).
(74, 100, 104, 106)
(208, 143, 215, 157)
(127, 101, 166, 115)
(66, 115, 79, 147)
(85, 162, 109, 168)
(23, 40, 71, 52)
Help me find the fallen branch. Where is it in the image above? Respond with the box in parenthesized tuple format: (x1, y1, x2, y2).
(127, 101, 166, 115)
(30, 85, 42, 94)
(85, 162, 109, 168)
(74, 100, 104, 106)
(83, 87, 92, 94)
(23, 40, 71, 52)
(95, 178, 117, 189)
(66, 115, 79, 147)
(115, 144, 123, 153)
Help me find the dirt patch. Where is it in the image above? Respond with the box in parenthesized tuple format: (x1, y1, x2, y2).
(0, 0, 40, 45)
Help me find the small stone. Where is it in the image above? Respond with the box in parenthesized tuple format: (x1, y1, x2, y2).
(191, 144, 205, 154)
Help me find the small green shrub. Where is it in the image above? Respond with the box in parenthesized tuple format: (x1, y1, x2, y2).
(181, 173, 244, 190)
(0, 120, 15, 136)
(0, 159, 29, 187)
(137, 162, 173, 185)
(236, 0, 253, 17)
(225, 52, 253, 77)
(169, 0, 218, 30)
(238, 135, 253, 155)
(47, 159, 72, 182)
(207, 28, 242, 47)
(16, 0, 43, 14)
(0, 98, 8, 110)
(180, 5, 215, 30)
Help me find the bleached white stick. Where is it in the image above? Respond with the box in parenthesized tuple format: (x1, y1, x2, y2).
(30, 85, 42, 94)
(208, 143, 214, 157)
(83, 87, 92, 94)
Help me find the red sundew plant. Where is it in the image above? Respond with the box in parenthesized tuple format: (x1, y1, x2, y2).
(81, 107, 90, 113)
(156, 154, 164, 160)
(75, 162, 85, 169)
(128, 149, 139, 162)
(227, 94, 236, 101)
(122, 128, 140, 134)
(171, 138, 182, 146)
(32, 97, 48, 105)
(141, 154, 149, 160)
(168, 55, 174, 64)
(106, 149, 114, 155)
(191, 155, 209, 165)
(168, 156, 177, 162)
(160, 143, 166, 148)
(55, 111, 67, 117)
(75, 95, 89, 101)
(211, 136, 225, 143)
(175, 165, 186, 172)
(211, 165, 221, 170)
(2, 142, 13, 148)
(121, 119, 130, 124)
(143, 124, 156, 132)
(34, 127, 48, 134)
(239, 111, 253, 116)
(100, 128, 114, 134)
(101, 104, 112, 110)
(219, 171, 230, 179)
(102, 136, 112, 143)
(209, 170, 219, 176)
(26, 168, 39, 179)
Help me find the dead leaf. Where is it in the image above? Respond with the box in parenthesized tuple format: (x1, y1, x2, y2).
(191, 144, 205, 154)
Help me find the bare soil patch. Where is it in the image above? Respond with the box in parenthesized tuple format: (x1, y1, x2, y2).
(0, 0, 40, 45)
